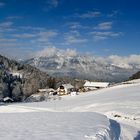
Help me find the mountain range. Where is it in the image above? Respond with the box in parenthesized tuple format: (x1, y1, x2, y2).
(24, 48, 140, 82)
(0, 53, 140, 102)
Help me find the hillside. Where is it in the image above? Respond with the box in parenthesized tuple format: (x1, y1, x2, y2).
(129, 71, 140, 80)
(0, 79, 140, 139)
(0, 55, 51, 101)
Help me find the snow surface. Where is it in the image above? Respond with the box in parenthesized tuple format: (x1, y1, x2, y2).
(0, 112, 113, 140)
(0, 81, 140, 139)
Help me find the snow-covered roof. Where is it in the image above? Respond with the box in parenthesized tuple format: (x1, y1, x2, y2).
(84, 81, 109, 88)
(38, 89, 47, 92)
(3, 97, 14, 102)
(62, 84, 74, 89)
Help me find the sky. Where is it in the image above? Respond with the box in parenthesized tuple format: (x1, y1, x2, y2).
(0, 0, 140, 59)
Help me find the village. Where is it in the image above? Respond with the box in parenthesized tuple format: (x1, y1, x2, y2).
(23, 80, 110, 102)
(1, 80, 110, 103)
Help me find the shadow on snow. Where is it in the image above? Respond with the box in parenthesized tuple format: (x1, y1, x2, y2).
(109, 119, 121, 140)
(134, 131, 140, 140)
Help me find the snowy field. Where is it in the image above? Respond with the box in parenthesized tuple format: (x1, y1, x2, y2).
(0, 80, 140, 140)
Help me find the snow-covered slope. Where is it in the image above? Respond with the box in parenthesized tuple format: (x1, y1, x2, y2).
(0, 112, 114, 140)
(0, 81, 140, 139)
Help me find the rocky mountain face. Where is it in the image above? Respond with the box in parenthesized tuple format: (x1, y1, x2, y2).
(24, 54, 139, 83)
(0, 55, 51, 102)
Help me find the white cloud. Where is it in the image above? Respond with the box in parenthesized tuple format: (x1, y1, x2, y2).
(6, 16, 23, 20)
(37, 31, 58, 42)
(39, 31, 58, 37)
(0, 21, 58, 50)
(36, 46, 57, 57)
(0, 43, 20, 47)
(69, 30, 80, 36)
(0, 21, 59, 58)
(93, 36, 107, 41)
(64, 48, 77, 57)
(0, 38, 17, 42)
(108, 55, 140, 65)
(92, 31, 121, 37)
(33, 47, 140, 69)
(27, 30, 58, 47)
(108, 10, 120, 17)
(0, 28, 16, 33)
(105, 55, 140, 68)
(94, 22, 113, 30)
(95, 55, 140, 69)
(91, 31, 122, 41)
(66, 22, 88, 29)
(44, 0, 59, 10)
(75, 11, 101, 18)
(0, 21, 13, 28)
(69, 23, 82, 29)
(19, 26, 45, 31)
(13, 33, 37, 39)
(65, 35, 88, 44)
(0, 22, 15, 33)
(65, 30, 88, 44)
(35, 46, 77, 58)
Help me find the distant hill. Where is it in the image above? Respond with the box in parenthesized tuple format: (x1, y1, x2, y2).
(129, 71, 140, 80)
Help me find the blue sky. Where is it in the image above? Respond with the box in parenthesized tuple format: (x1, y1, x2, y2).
(0, 0, 140, 59)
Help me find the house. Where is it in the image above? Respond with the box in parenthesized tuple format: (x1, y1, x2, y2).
(3, 97, 14, 103)
(57, 84, 74, 96)
(63, 84, 74, 92)
(84, 81, 109, 90)
(57, 85, 67, 96)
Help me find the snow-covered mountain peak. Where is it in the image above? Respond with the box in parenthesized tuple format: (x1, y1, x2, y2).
(24, 48, 140, 82)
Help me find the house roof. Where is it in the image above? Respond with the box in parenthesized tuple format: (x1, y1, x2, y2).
(84, 81, 109, 88)
(62, 84, 74, 89)
(3, 97, 14, 102)
(38, 89, 47, 92)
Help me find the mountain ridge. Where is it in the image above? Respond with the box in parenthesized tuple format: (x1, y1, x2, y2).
(24, 52, 139, 82)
